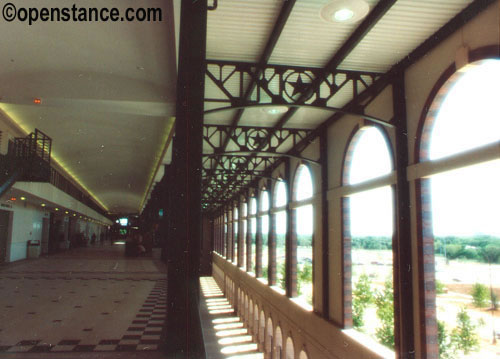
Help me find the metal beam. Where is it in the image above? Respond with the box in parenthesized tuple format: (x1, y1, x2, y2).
(205, 151, 320, 165)
(203, 0, 397, 211)
(392, 71, 415, 358)
(204, 0, 495, 214)
(271, 0, 397, 131)
(204, 104, 393, 128)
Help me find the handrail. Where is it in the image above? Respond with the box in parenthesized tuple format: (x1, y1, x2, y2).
(4, 130, 106, 216)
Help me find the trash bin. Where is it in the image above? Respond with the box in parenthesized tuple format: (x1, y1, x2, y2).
(27, 240, 41, 258)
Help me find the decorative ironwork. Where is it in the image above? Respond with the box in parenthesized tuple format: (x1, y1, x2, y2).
(205, 60, 382, 108)
(203, 125, 312, 154)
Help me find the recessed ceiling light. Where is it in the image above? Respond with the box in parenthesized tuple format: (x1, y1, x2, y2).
(261, 106, 288, 115)
(320, 0, 369, 24)
(334, 8, 354, 21)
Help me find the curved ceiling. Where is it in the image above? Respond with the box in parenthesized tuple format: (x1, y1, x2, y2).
(0, 0, 178, 214)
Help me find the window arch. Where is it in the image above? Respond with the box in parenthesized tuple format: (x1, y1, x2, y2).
(417, 58, 500, 358)
(260, 189, 270, 280)
(241, 201, 247, 269)
(342, 125, 395, 349)
(233, 205, 239, 264)
(250, 197, 257, 273)
(347, 126, 392, 185)
(293, 164, 314, 306)
(274, 180, 288, 290)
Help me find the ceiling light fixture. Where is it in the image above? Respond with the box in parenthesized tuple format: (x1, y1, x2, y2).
(320, 0, 369, 24)
(261, 106, 288, 115)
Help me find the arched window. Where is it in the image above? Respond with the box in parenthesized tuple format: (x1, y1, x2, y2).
(343, 126, 394, 348)
(241, 201, 247, 269)
(260, 190, 270, 280)
(294, 164, 314, 305)
(233, 206, 239, 265)
(274, 180, 288, 290)
(418, 59, 500, 358)
(250, 197, 257, 273)
(223, 212, 228, 258)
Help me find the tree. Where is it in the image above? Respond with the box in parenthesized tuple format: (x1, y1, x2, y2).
(437, 320, 453, 359)
(450, 307, 479, 355)
(297, 262, 312, 296)
(471, 283, 489, 308)
(375, 278, 394, 348)
(352, 274, 374, 329)
(279, 263, 286, 289)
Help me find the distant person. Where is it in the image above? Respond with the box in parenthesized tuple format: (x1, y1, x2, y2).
(135, 234, 146, 256)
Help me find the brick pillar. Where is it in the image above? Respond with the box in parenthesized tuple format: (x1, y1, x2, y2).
(342, 196, 352, 328)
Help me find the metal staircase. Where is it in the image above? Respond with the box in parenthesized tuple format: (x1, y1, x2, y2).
(0, 129, 52, 198)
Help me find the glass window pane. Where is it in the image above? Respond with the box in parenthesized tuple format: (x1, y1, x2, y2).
(276, 211, 287, 290)
(350, 186, 394, 347)
(275, 182, 287, 207)
(349, 127, 392, 185)
(295, 166, 313, 201)
(296, 204, 313, 305)
(430, 60, 500, 160)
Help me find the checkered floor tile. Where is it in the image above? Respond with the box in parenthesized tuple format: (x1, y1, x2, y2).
(0, 245, 167, 353)
(0, 279, 166, 353)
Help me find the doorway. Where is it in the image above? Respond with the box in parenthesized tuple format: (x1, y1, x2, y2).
(0, 209, 11, 263)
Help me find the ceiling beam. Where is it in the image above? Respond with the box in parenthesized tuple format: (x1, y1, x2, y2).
(271, 0, 397, 131)
(205, 0, 494, 213)
(202, 0, 296, 201)
(288, 0, 499, 156)
(231, 0, 497, 211)
(204, 0, 397, 208)
(216, 0, 297, 153)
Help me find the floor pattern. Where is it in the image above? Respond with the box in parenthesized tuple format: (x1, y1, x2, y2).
(0, 244, 167, 354)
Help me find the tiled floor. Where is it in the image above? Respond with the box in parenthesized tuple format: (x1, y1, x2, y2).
(0, 243, 167, 358)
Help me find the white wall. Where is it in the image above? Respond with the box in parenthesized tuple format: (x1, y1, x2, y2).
(7, 201, 49, 262)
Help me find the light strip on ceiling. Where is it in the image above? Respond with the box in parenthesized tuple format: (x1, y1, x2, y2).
(0, 105, 109, 212)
